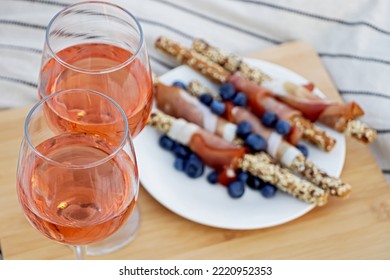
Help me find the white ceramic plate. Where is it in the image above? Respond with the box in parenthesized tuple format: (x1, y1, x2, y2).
(134, 58, 346, 230)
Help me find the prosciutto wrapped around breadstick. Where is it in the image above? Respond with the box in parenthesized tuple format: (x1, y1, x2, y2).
(148, 111, 328, 206)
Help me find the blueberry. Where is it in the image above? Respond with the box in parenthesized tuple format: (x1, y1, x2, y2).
(236, 121, 252, 139)
(260, 183, 277, 198)
(207, 170, 219, 184)
(227, 181, 245, 198)
(246, 175, 264, 190)
(210, 100, 226, 115)
(232, 92, 247, 107)
(159, 135, 176, 151)
(173, 144, 192, 159)
(244, 134, 267, 152)
(236, 171, 249, 183)
(296, 144, 309, 157)
(219, 83, 236, 100)
(199, 93, 213, 106)
(172, 80, 186, 89)
(184, 154, 204, 178)
(262, 111, 278, 127)
(174, 157, 186, 171)
(275, 120, 291, 136)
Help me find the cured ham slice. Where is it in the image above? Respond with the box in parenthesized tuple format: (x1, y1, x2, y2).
(227, 73, 300, 120)
(260, 79, 365, 130)
(156, 83, 237, 143)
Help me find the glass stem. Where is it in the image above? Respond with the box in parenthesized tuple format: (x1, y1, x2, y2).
(74, 246, 87, 260)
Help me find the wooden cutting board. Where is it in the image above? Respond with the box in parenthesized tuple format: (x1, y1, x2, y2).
(1, 41, 390, 260)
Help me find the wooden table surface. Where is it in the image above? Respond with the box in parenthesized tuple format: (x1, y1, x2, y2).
(1, 41, 390, 260)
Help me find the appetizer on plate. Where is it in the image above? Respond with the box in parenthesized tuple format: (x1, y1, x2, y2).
(148, 35, 376, 207)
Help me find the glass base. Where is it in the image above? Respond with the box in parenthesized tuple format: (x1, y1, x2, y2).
(86, 205, 140, 256)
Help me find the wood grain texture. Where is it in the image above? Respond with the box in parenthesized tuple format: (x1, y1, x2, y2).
(1, 41, 389, 260)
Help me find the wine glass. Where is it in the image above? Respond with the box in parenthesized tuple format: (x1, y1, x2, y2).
(38, 1, 153, 255)
(16, 89, 138, 259)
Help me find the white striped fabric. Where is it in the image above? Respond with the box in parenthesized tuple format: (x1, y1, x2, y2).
(1, 0, 389, 182)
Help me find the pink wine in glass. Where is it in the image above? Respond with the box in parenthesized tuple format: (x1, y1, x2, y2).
(40, 43, 153, 137)
(17, 133, 137, 245)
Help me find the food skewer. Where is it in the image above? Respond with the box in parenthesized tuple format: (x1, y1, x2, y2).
(192, 38, 376, 144)
(156, 82, 351, 197)
(148, 110, 328, 206)
(155, 36, 336, 152)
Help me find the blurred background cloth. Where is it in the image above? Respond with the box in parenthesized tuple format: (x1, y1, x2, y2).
(1, 0, 390, 181)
